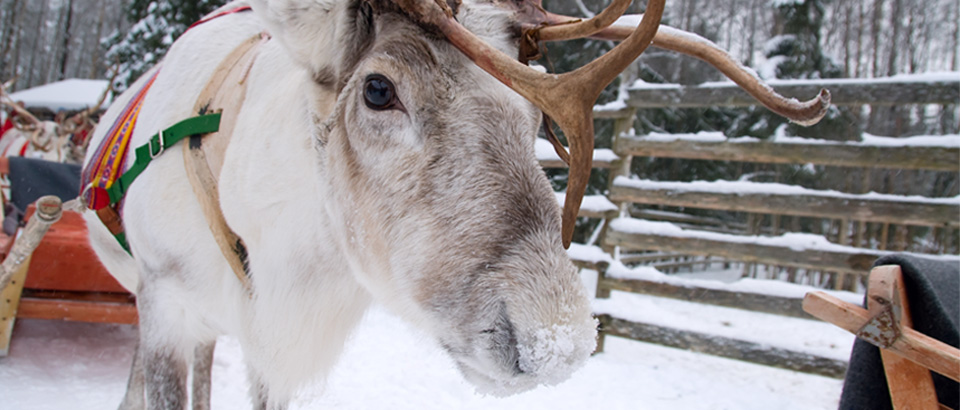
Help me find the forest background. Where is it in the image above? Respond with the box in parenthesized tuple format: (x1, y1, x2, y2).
(0, 0, 957, 244)
(0, 0, 955, 134)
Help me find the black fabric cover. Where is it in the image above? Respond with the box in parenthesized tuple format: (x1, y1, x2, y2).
(839, 254, 959, 409)
(8, 156, 82, 210)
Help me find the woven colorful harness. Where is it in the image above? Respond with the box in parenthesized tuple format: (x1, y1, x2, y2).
(80, 6, 252, 253)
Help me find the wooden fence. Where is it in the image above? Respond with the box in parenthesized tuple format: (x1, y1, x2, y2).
(539, 76, 959, 376)
(543, 77, 960, 288)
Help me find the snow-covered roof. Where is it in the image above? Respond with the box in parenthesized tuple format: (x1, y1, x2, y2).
(8, 79, 113, 112)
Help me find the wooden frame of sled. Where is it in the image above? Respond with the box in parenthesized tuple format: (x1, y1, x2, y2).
(0, 158, 136, 356)
(804, 265, 960, 410)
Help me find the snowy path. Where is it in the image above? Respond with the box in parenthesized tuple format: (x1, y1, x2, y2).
(1, 298, 846, 409)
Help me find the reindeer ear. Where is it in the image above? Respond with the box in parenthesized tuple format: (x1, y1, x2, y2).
(250, 0, 375, 87)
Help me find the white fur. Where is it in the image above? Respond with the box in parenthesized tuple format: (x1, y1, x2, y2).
(85, 1, 596, 408)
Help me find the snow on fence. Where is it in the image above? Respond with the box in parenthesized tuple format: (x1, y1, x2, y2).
(615, 132, 959, 172)
(610, 177, 960, 228)
(605, 134, 960, 283)
(537, 75, 959, 376)
(625, 73, 960, 108)
(604, 217, 956, 275)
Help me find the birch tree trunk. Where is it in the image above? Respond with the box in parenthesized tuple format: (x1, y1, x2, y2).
(887, 0, 902, 76)
(57, 0, 74, 81)
(871, 0, 885, 77)
(89, 0, 106, 78)
(32, 0, 52, 84)
(0, 0, 22, 82)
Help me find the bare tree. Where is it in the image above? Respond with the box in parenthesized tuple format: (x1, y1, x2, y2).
(887, 0, 903, 76)
(24, 0, 48, 89)
(0, 0, 23, 81)
(57, 0, 75, 81)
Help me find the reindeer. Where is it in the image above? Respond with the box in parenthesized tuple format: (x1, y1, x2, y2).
(0, 78, 111, 209)
(0, 84, 68, 209)
(0, 74, 113, 165)
(0, 86, 67, 163)
(82, 0, 828, 408)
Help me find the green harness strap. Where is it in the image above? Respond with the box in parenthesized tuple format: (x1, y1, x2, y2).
(106, 113, 222, 204)
(99, 113, 222, 252)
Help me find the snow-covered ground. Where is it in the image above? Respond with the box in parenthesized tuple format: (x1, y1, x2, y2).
(0, 269, 852, 410)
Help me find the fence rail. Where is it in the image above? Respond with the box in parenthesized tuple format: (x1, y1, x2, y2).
(560, 75, 957, 375)
(596, 314, 848, 378)
(595, 268, 811, 319)
(614, 135, 960, 172)
(603, 219, 883, 274)
(609, 179, 960, 227)
(625, 78, 960, 108)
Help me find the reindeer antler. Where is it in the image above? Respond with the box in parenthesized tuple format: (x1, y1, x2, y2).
(60, 64, 118, 144)
(68, 65, 118, 127)
(394, 0, 829, 248)
(0, 78, 42, 130)
(530, 10, 831, 126)
(88, 64, 119, 117)
(531, 0, 633, 41)
(394, 0, 664, 248)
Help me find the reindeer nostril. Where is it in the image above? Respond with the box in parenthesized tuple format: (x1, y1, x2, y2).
(513, 358, 524, 375)
(489, 303, 524, 376)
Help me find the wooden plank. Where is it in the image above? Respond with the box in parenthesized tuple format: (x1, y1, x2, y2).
(614, 136, 960, 172)
(0, 255, 30, 356)
(16, 290, 138, 325)
(603, 222, 881, 275)
(626, 79, 960, 108)
(571, 259, 602, 271)
(599, 276, 811, 319)
(617, 252, 688, 264)
(803, 290, 960, 383)
(875, 266, 940, 410)
(596, 314, 847, 378)
(609, 182, 960, 227)
(592, 106, 636, 119)
(22, 208, 128, 293)
(632, 209, 743, 229)
(538, 157, 617, 169)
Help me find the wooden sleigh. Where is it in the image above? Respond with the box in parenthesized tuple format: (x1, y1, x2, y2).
(805, 265, 960, 409)
(0, 158, 136, 356)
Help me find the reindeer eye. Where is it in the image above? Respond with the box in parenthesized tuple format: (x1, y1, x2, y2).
(363, 74, 398, 110)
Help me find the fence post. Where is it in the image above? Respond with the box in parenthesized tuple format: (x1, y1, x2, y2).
(599, 108, 637, 256)
(595, 261, 611, 299)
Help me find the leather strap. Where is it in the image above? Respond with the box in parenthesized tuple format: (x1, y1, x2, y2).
(88, 113, 221, 253)
(84, 4, 257, 257)
(183, 32, 268, 293)
(101, 113, 222, 205)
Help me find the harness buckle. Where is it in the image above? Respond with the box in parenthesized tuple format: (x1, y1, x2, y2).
(149, 129, 166, 159)
(79, 182, 94, 200)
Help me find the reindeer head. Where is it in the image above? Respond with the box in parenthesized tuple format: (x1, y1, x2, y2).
(250, 0, 829, 395)
(252, 0, 597, 394)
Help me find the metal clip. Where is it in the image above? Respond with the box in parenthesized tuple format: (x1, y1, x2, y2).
(149, 129, 166, 159)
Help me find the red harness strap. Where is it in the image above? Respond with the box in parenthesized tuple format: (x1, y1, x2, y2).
(81, 69, 160, 211)
(80, 5, 253, 253)
(187, 5, 253, 31)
